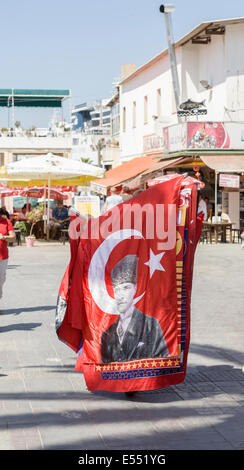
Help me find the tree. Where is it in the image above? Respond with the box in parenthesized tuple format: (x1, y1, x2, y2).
(26, 204, 44, 237)
(81, 157, 93, 165)
(15, 121, 21, 128)
(96, 138, 105, 167)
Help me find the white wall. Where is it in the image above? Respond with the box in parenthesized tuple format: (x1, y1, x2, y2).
(120, 54, 179, 161)
(225, 24, 244, 121)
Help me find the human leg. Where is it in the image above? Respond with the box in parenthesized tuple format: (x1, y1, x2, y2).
(51, 223, 61, 239)
(0, 259, 8, 299)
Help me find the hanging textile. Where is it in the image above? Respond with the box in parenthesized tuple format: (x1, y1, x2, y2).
(56, 174, 203, 393)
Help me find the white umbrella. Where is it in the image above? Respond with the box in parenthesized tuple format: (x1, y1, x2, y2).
(6, 153, 104, 180)
(7, 153, 104, 236)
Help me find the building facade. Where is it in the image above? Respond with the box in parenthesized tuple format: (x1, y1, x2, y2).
(71, 100, 112, 166)
(119, 18, 244, 162)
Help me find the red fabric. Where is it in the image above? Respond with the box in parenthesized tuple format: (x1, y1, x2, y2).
(19, 186, 68, 200)
(56, 175, 202, 392)
(0, 217, 14, 260)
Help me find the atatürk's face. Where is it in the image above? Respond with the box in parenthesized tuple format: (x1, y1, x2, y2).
(114, 282, 137, 314)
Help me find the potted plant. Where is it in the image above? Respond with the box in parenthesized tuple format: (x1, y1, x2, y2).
(14, 220, 30, 241)
(25, 204, 44, 247)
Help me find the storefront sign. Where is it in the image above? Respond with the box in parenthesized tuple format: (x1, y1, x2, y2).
(219, 173, 240, 188)
(143, 134, 164, 153)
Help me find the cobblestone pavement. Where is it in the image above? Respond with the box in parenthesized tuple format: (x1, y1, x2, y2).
(0, 242, 243, 450)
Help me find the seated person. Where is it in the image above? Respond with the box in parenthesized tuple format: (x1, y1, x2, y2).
(18, 203, 31, 220)
(49, 200, 69, 239)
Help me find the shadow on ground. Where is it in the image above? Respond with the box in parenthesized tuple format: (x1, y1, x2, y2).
(2, 306, 55, 316)
(0, 322, 42, 332)
(1, 343, 244, 450)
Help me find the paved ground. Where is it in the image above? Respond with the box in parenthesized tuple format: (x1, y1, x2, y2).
(0, 240, 244, 450)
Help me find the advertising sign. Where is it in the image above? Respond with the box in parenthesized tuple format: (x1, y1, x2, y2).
(143, 134, 164, 154)
(187, 122, 230, 149)
(74, 195, 100, 218)
(160, 122, 244, 156)
(219, 173, 240, 188)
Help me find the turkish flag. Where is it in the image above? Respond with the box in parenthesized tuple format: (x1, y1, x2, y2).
(56, 174, 202, 392)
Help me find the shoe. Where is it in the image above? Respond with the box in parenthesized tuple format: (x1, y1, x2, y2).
(125, 391, 135, 397)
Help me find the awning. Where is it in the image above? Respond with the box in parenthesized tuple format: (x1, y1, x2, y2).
(200, 155, 244, 172)
(122, 176, 142, 190)
(90, 155, 157, 194)
(140, 157, 189, 177)
(0, 89, 70, 108)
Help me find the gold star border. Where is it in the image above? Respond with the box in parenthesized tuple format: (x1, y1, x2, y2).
(176, 259, 183, 360)
(96, 357, 180, 372)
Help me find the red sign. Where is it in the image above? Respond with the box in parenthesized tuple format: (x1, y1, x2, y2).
(187, 122, 230, 149)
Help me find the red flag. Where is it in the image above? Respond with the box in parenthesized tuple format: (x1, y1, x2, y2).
(56, 175, 202, 392)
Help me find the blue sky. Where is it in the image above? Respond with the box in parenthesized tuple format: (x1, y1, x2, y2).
(0, 0, 243, 128)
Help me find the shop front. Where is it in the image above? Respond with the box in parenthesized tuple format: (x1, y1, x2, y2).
(148, 121, 244, 231)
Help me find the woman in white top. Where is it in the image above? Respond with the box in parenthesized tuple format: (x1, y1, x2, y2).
(103, 187, 123, 213)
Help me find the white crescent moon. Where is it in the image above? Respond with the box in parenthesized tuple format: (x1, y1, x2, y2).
(88, 229, 144, 315)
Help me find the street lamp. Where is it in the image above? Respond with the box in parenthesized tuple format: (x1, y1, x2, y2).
(159, 4, 175, 13)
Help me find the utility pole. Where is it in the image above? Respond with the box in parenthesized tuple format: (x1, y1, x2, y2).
(159, 4, 181, 120)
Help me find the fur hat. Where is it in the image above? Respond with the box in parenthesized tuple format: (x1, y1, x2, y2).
(111, 255, 138, 287)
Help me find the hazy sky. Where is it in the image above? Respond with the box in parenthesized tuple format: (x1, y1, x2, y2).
(1, 0, 243, 127)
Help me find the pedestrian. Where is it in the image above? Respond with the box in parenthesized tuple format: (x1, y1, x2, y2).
(102, 187, 123, 213)
(0, 206, 10, 219)
(197, 193, 207, 221)
(0, 208, 15, 303)
(120, 186, 131, 201)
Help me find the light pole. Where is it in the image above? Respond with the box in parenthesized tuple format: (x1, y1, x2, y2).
(159, 4, 181, 118)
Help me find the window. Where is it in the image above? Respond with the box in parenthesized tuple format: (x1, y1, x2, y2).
(157, 88, 161, 117)
(144, 96, 148, 124)
(122, 106, 126, 132)
(132, 101, 136, 128)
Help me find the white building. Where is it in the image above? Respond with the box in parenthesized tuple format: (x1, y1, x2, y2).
(70, 99, 112, 166)
(119, 17, 244, 162)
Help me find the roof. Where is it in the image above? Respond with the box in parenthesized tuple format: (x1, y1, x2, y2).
(140, 157, 188, 176)
(90, 155, 157, 192)
(105, 91, 119, 108)
(119, 17, 244, 85)
(0, 89, 70, 108)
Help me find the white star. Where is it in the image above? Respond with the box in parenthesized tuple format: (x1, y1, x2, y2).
(144, 249, 166, 279)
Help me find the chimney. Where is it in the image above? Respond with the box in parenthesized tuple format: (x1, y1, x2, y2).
(121, 64, 137, 81)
